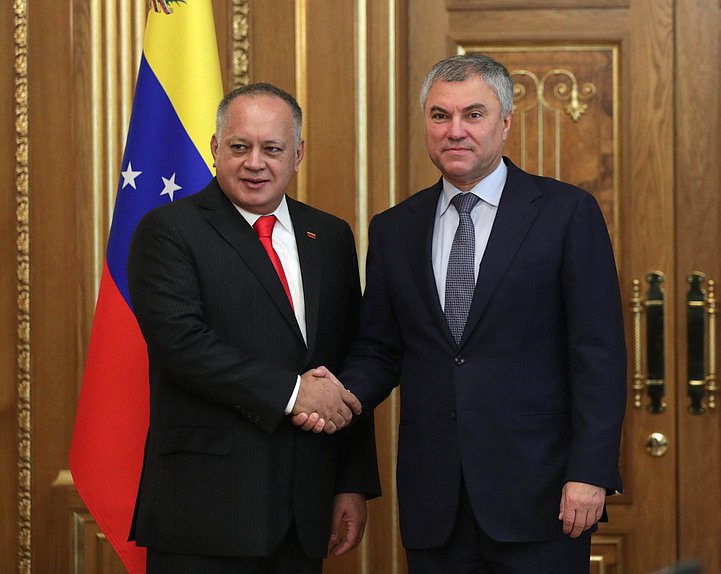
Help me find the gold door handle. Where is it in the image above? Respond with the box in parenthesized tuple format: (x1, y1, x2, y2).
(686, 273, 717, 414)
(630, 272, 666, 412)
(645, 432, 668, 457)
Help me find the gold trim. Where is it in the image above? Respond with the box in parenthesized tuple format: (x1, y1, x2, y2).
(386, 4, 400, 570)
(630, 279, 644, 409)
(356, 0, 369, 282)
(355, 2, 369, 567)
(590, 554, 606, 574)
(90, 0, 102, 289)
(232, 0, 250, 88)
(294, 0, 307, 203)
(706, 280, 717, 409)
(387, 0, 397, 210)
(15, 0, 31, 571)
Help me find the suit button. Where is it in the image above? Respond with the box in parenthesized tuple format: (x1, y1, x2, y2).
(454, 356, 465, 366)
(451, 410, 457, 420)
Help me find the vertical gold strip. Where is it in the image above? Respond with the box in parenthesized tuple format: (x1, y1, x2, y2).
(356, 0, 369, 282)
(104, 0, 118, 230)
(294, 0, 308, 203)
(90, 0, 103, 292)
(356, 0, 369, 568)
(387, 4, 400, 571)
(537, 96, 544, 176)
(555, 109, 561, 180)
(232, 0, 250, 88)
(134, 0, 145, 69)
(387, 0, 397, 209)
(519, 112, 526, 170)
(15, 0, 31, 571)
(612, 45, 620, 251)
(119, 2, 132, 139)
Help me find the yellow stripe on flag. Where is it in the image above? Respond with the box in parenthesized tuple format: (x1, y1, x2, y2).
(143, 0, 223, 172)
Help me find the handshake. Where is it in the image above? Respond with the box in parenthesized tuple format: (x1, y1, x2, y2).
(290, 366, 361, 434)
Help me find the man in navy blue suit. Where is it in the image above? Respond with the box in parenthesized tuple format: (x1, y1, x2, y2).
(297, 53, 626, 573)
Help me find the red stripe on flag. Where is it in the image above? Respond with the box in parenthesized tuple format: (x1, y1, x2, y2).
(70, 262, 148, 573)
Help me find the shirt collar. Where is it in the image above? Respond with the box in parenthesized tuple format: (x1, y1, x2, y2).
(233, 195, 293, 233)
(439, 158, 507, 216)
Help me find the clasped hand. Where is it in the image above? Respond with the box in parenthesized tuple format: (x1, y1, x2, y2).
(291, 366, 361, 434)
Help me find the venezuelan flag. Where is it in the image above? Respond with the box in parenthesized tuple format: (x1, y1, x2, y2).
(69, 2, 223, 572)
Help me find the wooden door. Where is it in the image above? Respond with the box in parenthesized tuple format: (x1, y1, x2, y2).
(674, 0, 721, 570)
(402, 1, 721, 573)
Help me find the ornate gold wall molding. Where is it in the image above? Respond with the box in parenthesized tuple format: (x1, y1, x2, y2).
(511, 67, 596, 178)
(232, 0, 250, 87)
(14, 0, 31, 571)
(512, 68, 597, 122)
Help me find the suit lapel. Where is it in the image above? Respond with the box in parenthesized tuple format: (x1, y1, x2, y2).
(288, 197, 321, 358)
(198, 181, 304, 342)
(405, 181, 458, 350)
(460, 160, 541, 347)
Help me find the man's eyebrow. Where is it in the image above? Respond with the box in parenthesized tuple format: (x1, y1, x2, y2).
(463, 102, 488, 113)
(428, 103, 488, 114)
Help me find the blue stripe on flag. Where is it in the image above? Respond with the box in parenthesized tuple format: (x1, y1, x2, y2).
(106, 54, 213, 307)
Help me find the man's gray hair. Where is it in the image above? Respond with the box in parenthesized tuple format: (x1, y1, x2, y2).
(419, 53, 514, 117)
(215, 83, 303, 147)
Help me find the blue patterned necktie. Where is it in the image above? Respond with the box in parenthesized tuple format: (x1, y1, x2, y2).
(445, 192, 481, 344)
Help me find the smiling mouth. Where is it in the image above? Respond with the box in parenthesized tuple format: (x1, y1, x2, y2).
(242, 178, 269, 188)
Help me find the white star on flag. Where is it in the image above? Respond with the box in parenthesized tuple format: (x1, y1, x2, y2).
(120, 162, 142, 189)
(160, 173, 182, 201)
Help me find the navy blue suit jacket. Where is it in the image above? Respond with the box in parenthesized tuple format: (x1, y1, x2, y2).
(342, 158, 626, 548)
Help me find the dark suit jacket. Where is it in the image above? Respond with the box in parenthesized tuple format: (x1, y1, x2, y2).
(127, 178, 380, 558)
(342, 158, 626, 548)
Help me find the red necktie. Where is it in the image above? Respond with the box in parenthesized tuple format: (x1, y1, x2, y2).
(253, 215, 294, 309)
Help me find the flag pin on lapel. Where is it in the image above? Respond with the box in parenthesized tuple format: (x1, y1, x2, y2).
(306, 231, 317, 239)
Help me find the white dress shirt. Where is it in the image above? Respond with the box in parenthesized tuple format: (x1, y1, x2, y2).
(432, 159, 507, 308)
(234, 195, 305, 412)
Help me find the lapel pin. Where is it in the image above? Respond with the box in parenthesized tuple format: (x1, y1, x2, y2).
(306, 231, 317, 240)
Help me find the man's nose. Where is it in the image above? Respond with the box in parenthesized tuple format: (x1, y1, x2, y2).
(244, 148, 265, 170)
(447, 117, 466, 140)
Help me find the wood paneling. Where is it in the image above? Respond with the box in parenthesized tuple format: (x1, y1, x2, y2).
(447, 0, 629, 9)
(27, 0, 80, 569)
(590, 534, 623, 574)
(623, 4, 676, 569)
(675, 0, 721, 567)
(2, 1, 721, 572)
(52, 471, 126, 574)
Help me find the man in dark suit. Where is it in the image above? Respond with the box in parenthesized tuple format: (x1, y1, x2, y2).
(127, 83, 380, 573)
(299, 53, 626, 573)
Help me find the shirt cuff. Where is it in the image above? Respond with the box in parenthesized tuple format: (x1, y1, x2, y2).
(284, 375, 301, 414)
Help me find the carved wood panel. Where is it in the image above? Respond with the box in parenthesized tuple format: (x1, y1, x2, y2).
(462, 46, 619, 249)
